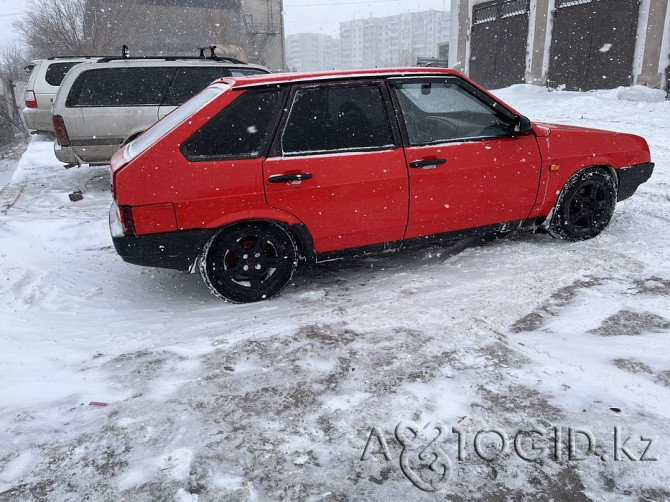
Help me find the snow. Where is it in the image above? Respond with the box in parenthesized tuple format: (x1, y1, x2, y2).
(0, 85, 669, 500)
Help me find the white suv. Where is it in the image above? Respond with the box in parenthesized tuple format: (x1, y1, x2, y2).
(52, 57, 269, 166)
(22, 57, 103, 134)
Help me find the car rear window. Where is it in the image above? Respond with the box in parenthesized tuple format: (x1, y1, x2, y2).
(66, 67, 176, 107)
(45, 62, 80, 86)
(162, 67, 230, 106)
(181, 88, 284, 161)
(125, 83, 230, 162)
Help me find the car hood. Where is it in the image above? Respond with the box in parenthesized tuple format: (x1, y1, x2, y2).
(533, 121, 651, 167)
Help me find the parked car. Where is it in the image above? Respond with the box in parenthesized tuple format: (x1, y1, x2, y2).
(109, 68, 654, 303)
(52, 57, 269, 166)
(22, 57, 103, 134)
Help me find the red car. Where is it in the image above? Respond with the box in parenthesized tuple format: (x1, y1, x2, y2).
(109, 68, 654, 303)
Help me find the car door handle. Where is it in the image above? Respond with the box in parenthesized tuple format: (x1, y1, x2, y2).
(409, 158, 447, 169)
(268, 172, 313, 183)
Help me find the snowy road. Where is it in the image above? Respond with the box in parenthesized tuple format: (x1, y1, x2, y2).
(0, 86, 669, 501)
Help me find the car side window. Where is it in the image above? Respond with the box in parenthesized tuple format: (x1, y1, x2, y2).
(45, 62, 80, 87)
(66, 67, 175, 107)
(280, 84, 394, 156)
(391, 80, 515, 145)
(162, 67, 229, 106)
(181, 89, 283, 161)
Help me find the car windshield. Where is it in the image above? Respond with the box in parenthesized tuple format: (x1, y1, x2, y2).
(124, 83, 230, 162)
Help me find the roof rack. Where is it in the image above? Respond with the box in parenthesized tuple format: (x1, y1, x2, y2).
(95, 45, 247, 65)
(46, 56, 114, 60)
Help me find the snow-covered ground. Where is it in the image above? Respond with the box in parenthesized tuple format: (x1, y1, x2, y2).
(0, 85, 669, 501)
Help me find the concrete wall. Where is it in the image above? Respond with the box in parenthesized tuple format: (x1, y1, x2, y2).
(86, 0, 285, 70)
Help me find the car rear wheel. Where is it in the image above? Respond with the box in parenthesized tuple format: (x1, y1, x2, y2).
(200, 222, 298, 303)
(549, 168, 617, 241)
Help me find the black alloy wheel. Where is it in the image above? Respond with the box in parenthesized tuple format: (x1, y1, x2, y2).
(200, 222, 298, 303)
(549, 168, 617, 241)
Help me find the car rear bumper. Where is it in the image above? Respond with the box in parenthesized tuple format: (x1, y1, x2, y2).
(22, 107, 54, 133)
(54, 143, 80, 165)
(617, 162, 654, 201)
(109, 203, 215, 271)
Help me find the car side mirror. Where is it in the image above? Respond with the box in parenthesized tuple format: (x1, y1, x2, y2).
(514, 115, 533, 134)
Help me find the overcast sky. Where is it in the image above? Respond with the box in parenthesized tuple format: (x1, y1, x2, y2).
(283, 0, 450, 36)
(0, 0, 25, 47)
(0, 0, 450, 48)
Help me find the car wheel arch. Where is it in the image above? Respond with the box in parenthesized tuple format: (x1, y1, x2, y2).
(195, 217, 316, 266)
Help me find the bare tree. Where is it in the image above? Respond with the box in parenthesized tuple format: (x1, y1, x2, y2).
(14, 0, 130, 58)
(0, 42, 28, 81)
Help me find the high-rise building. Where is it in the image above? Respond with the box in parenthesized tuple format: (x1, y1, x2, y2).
(339, 10, 450, 69)
(285, 33, 341, 71)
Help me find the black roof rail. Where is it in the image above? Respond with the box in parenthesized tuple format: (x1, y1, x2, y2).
(46, 56, 114, 60)
(92, 45, 247, 65)
(95, 55, 249, 64)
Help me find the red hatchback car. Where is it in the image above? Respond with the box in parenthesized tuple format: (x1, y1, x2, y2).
(109, 68, 654, 303)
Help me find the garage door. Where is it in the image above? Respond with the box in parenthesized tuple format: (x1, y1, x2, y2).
(547, 0, 639, 90)
(470, 0, 530, 89)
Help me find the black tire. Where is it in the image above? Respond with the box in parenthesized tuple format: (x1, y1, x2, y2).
(200, 222, 297, 303)
(548, 168, 617, 241)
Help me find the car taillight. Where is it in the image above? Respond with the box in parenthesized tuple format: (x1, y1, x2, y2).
(24, 90, 37, 108)
(118, 205, 136, 235)
(52, 115, 70, 147)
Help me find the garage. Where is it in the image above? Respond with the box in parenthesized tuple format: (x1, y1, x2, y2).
(469, 0, 530, 89)
(547, 0, 640, 90)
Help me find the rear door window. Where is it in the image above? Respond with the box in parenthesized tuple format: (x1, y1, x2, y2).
(45, 62, 81, 86)
(181, 89, 285, 161)
(162, 67, 230, 106)
(280, 84, 395, 155)
(66, 67, 176, 107)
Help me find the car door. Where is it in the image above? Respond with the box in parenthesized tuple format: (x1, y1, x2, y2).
(389, 77, 543, 239)
(263, 82, 409, 254)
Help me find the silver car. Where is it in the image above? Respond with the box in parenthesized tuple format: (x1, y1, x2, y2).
(22, 57, 103, 134)
(52, 57, 269, 166)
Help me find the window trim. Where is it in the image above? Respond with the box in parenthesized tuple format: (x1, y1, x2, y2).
(268, 80, 402, 159)
(387, 76, 519, 147)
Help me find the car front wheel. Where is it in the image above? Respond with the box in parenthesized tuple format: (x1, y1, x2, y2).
(200, 222, 298, 303)
(548, 168, 617, 241)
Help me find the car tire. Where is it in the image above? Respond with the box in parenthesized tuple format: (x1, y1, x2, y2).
(548, 167, 617, 241)
(200, 221, 298, 303)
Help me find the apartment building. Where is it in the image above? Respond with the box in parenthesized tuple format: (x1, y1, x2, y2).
(285, 33, 341, 71)
(339, 10, 450, 69)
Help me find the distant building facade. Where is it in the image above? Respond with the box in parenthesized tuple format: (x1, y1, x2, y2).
(285, 33, 340, 71)
(339, 10, 450, 69)
(85, 0, 285, 70)
(450, 0, 670, 91)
